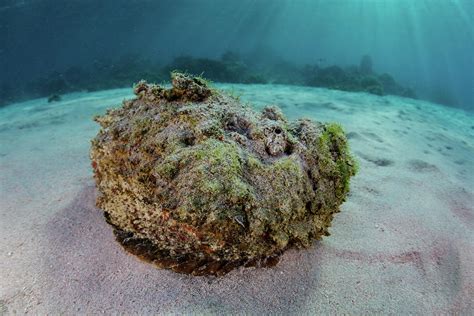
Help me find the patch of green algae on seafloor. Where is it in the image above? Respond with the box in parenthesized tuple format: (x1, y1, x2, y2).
(90, 72, 357, 276)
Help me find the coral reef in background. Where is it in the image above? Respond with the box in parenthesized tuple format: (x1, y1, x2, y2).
(301, 56, 415, 97)
(0, 53, 417, 108)
(164, 52, 267, 84)
(90, 72, 357, 276)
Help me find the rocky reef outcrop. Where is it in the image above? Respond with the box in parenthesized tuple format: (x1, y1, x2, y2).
(90, 72, 357, 276)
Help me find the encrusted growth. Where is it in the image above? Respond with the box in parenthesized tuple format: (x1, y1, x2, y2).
(90, 72, 357, 276)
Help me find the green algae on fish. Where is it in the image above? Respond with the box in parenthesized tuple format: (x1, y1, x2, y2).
(90, 72, 357, 276)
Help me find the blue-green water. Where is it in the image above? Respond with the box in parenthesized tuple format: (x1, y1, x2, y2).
(0, 0, 473, 110)
(0, 1, 473, 314)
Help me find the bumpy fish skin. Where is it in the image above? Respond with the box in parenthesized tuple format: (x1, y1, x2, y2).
(90, 72, 357, 276)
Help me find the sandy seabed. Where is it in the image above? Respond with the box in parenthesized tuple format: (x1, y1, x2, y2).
(0, 84, 473, 314)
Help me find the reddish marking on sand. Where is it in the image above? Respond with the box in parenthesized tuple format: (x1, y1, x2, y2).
(329, 239, 474, 314)
(368, 213, 473, 313)
(450, 204, 474, 228)
(439, 187, 474, 228)
(434, 241, 474, 314)
(328, 247, 426, 274)
(430, 245, 445, 266)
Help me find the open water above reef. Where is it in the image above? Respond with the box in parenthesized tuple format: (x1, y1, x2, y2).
(1, 0, 473, 111)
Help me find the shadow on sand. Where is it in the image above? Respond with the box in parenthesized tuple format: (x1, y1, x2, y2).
(40, 184, 323, 314)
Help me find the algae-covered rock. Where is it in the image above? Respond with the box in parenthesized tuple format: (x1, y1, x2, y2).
(90, 72, 357, 276)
